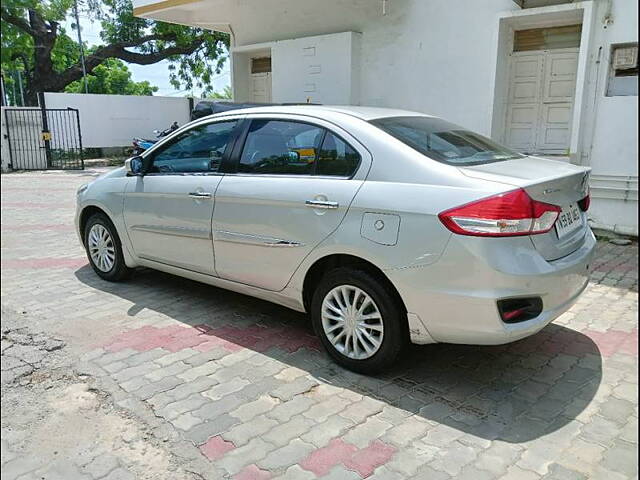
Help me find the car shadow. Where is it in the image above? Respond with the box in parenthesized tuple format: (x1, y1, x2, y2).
(74, 265, 603, 443)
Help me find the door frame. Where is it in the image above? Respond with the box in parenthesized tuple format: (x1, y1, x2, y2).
(489, 2, 596, 164)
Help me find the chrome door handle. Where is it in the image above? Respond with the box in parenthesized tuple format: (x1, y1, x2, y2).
(188, 192, 212, 199)
(305, 200, 339, 209)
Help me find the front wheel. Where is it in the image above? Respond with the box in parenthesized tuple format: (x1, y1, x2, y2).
(311, 267, 406, 374)
(84, 213, 131, 282)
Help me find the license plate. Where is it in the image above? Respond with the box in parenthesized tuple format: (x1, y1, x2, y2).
(555, 204, 582, 239)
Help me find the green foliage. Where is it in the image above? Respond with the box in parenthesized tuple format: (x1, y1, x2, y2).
(87, 0, 230, 94)
(65, 57, 158, 95)
(1, 0, 229, 102)
(209, 85, 232, 99)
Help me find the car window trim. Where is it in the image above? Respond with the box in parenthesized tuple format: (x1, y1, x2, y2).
(228, 117, 361, 179)
(146, 118, 243, 176)
(311, 129, 328, 176)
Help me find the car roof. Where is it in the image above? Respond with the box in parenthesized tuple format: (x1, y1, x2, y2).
(208, 105, 434, 122)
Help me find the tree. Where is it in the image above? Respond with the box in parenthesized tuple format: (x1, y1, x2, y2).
(209, 85, 232, 99)
(1, 0, 229, 104)
(65, 57, 158, 95)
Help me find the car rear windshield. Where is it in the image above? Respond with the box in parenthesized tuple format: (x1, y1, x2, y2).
(370, 116, 525, 166)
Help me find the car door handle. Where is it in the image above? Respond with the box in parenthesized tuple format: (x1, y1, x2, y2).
(305, 200, 339, 209)
(188, 192, 212, 199)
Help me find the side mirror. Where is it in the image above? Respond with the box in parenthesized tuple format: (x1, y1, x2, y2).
(125, 156, 145, 176)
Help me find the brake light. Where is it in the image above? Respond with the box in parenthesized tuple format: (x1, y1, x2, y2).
(578, 193, 590, 212)
(438, 189, 561, 237)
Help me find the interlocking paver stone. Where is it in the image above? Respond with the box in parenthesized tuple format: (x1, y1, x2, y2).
(302, 395, 352, 422)
(184, 414, 241, 444)
(262, 414, 316, 447)
(217, 438, 277, 475)
(342, 416, 394, 448)
(223, 414, 279, 446)
(267, 396, 314, 423)
(230, 395, 280, 422)
(258, 439, 316, 471)
(270, 377, 319, 401)
(300, 414, 355, 448)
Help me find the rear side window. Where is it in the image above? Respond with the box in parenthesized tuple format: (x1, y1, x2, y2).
(239, 120, 324, 175)
(238, 119, 361, 177)
(370, 116, 525, 166)
(316, 133, 360, 177)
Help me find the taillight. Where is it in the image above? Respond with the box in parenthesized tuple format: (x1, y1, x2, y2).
(438, 189, 561, 237)
(578, 193, 590, 212)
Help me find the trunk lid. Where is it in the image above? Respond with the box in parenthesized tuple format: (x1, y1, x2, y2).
(459, 156, 590, 261)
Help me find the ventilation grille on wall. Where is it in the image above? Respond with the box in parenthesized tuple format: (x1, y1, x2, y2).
(612, 45, 638, 71)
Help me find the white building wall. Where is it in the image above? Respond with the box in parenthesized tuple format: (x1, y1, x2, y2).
(579, 0, 638, 234)
(43, 93, 197, 148)
(271, 32, 361, 105)
(357, 0, 516, 136)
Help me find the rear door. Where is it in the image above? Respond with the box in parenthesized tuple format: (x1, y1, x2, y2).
(212, 115, 370, 291)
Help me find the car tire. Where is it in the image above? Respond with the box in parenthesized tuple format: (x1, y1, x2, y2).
(84, 213, 132, 282)
(311, 267, 406, 374)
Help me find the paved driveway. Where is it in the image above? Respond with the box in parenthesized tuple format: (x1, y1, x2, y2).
(1, 169, 638, 480)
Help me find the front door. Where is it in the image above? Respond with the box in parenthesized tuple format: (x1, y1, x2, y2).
(505, 48, 579, 155)
(212, 117, 369, 291)
(123, 119, 241, 275)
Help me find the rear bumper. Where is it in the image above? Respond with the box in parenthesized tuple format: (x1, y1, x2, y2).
(389, 229, 596, 345)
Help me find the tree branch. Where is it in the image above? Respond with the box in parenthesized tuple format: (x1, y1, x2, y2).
(0, 8, 35, 36)
(51, 36, 207, 90)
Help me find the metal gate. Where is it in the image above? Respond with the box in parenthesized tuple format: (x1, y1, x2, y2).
(3, 107, 84, 170)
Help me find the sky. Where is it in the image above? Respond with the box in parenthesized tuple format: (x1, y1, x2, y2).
(64, 14, 231, 98)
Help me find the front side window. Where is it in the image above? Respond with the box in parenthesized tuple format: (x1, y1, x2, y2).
(239, 120, 324, 175)
(370, 116, 525, 166)
(151, 120, 238, 173)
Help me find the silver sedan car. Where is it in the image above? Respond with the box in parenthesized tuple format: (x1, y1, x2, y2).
(75, 106, 595, 373)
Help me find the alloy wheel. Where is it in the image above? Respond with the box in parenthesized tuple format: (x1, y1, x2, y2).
(321, 285, 384, 360)
(88, 224, 116, 272)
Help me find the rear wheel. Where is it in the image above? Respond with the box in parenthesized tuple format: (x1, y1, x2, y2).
(84, 213, 131, 282)
(311, 267, 406, 374)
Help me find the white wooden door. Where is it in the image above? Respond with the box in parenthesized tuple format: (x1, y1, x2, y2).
(505, 52, 545, 153)
(536, 51, 579, 153)
(505, 48, 578, 155)
(251, 72, 272, 103)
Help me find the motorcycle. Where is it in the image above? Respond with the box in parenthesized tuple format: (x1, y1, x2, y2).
(131, 121, 179, 155)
